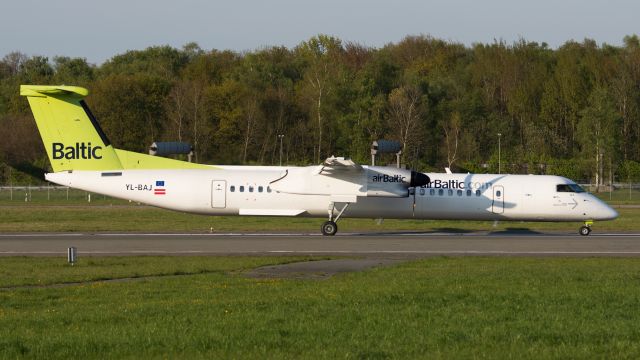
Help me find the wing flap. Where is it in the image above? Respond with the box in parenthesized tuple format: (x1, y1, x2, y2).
(317, 156, 363, 174)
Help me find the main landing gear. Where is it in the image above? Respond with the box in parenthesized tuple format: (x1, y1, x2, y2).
(579, 221, 593, 236)
(321, 202, 350, 236)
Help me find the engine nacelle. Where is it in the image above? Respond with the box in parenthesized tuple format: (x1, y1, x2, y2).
(269, 165, 430, 199)
(366, 167, 430, 197)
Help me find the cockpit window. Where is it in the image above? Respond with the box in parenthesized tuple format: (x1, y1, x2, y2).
(557, 184, 586, 193)
(570, 184, 586, 193)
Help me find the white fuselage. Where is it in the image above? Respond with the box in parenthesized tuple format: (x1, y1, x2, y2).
(46, 165, 618, 223)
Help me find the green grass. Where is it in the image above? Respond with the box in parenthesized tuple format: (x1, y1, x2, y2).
(2, 256, 640, 358)
(592, 188, 640, 205)
(0, 256, 323, 288)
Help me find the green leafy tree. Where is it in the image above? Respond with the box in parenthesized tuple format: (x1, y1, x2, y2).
(52, 56, 95, 84)
(91, 74, 171, 152)
(99, 45, 189, 79)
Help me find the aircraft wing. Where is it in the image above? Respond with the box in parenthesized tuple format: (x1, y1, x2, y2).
(313, 156, 364, 176)
(270, 157, 366, 197)
(269, 156, 413, 199)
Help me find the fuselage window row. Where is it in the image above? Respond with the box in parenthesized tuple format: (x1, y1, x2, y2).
(423, 188, 482, 197)
(229, 185, 272, 193)
(231, 184, 484, 197)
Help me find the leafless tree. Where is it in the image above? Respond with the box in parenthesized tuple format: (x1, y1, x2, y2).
(388, 85, 424, 166)
(443, 112, 461, 169)
(165, 81, 188, 142)
(190, 80, 205, 163)
(1, 52, 27, 76)
(242, 96, 260, 164)
(298, 35, 342, 163)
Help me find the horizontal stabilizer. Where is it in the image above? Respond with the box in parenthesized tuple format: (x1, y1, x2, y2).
(20, 85, 89, 97)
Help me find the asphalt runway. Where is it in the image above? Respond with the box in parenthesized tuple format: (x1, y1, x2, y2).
(2, 231, 640, 257)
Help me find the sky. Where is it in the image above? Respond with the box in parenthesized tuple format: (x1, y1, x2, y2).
(0, 0, 638, 65)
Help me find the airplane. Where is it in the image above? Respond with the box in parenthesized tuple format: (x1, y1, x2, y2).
(20, 85, 618, 236)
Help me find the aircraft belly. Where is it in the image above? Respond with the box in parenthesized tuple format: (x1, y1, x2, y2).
(416, 196, 495, 220)
(226, 193, 415, 219)
(343, 197, 413, 218)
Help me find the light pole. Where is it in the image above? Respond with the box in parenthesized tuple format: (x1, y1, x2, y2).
(497, 133, 502, 174)
(278, 134, 284, 166)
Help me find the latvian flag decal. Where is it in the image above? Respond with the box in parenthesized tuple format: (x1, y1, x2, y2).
(154, 181, 166, 195)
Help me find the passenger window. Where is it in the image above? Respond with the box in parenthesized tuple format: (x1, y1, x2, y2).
(438, 189, 444, 196)
(466, 189, 472, 196)
(496, 190, 502, 197)
(258, 186, 263, 193)
(230, 186, 235, 192)
(267, 186, 272, 193)
(240, 186, 245, 192)
(419, 188, 425, 196)
(448, 189, 453, 196)
(249, 186, 254, 192)
(476, 190, 481, 196)
(429, 189, 435, 196)
(457, 189, 462, 196)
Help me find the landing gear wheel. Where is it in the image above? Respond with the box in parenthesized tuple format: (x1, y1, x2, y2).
(579, 225, 592, 236)
(321, 221, 338, 236)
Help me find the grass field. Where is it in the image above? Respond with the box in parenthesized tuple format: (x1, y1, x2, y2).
(2, 256, 640, 358)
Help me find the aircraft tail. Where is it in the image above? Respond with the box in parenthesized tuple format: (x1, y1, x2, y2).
(20, 85, 123, 172)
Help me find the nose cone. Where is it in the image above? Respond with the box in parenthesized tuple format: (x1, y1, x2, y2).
(594, 202, 619, 221)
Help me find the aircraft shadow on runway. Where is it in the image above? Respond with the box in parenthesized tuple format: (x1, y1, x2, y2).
(354, 227, 544, 236)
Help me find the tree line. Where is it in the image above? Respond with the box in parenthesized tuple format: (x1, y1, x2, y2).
(2, 34, 640, 187)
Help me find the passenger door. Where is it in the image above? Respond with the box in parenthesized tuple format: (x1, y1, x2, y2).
(492, 185, 504, 214)
(211, 180, 226, 208)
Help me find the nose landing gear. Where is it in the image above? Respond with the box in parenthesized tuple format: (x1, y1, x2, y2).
(579, 221, 593, 236)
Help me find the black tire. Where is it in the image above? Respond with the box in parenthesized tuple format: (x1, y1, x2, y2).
(321, 221, 338, 236)
(579, 226, 591, 236)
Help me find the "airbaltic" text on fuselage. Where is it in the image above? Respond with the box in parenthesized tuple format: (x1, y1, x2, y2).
(426, 179, 493, 189)
(371, 174, 406, 183)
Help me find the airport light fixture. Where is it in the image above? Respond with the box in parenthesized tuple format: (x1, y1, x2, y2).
(67, 246, 77, 266)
